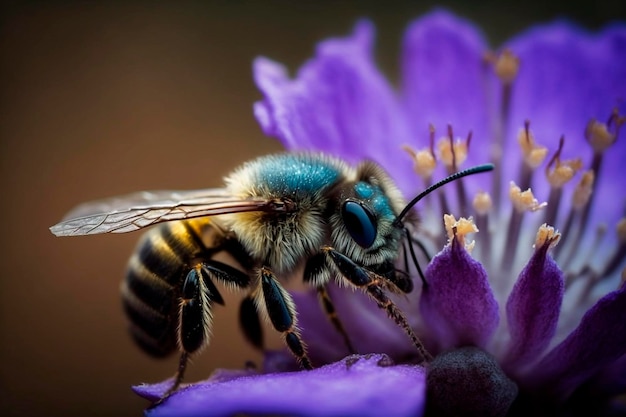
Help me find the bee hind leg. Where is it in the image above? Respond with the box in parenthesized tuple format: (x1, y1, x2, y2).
(322, 246, 432, 363)
(258, 266, 313, 370)
(155, 264, 221, 405)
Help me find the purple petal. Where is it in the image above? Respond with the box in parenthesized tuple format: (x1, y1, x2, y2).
(585, 353, 626, 399)
(135, 354, 426, 417)
(253, 20, 414, 189)
(573, 353, 626, 404)
(133, 369, 257, 403)
(502, 239, 565, 374)
(526, 284, 626, 401)
(420, 237, 499, 351)
(505, 23, 626, 227)
(290, 283, 423, 367)
(401, 10, 491, 172)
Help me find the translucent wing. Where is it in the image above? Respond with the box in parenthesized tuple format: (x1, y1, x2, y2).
(50, 188, 285, 237)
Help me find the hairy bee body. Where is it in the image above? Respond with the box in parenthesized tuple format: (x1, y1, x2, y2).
(121, 219, 212, 357)
(118, 153, 413, 362)
(50, 152, 494, 400)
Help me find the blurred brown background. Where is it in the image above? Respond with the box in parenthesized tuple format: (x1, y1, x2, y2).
(1, 1, 623, 416)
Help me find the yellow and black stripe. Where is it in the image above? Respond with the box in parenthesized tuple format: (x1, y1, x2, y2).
(120, 219, 211, 357)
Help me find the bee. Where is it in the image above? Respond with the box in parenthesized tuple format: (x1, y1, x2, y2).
(50, 152, 492, 399)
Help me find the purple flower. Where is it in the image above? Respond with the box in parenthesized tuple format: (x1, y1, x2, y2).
(135, 10, 626, 416)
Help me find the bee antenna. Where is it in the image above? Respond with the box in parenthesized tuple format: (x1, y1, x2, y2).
(403, 227, 427, 287)
(393, 163, 494, 226)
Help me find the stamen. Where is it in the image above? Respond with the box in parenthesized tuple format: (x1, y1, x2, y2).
(402, 145, 437, 180)
(473, 191, 493, 272)
(473, 191, 493, 216)
(444, 214, 478, 253)
(491, 48, 520, 85)
(565, 224, 607, 289)
(509, 182, 547, 213)
(585, 108, 624, 153)
(554, 171, 594, 261)
(519, 121, 548, 169)
(434, 127, 455, 218)
(437, 126, 471, 214)
(572, 170, 595, 210)
(517, 121, 548, 191)
(600, 218, 626, 278)
(533, 224, 561, 251)
(502, 182, 547, 270)
(545, 137, 582, 188)
(455, 130, 473, 216)
(484, 49, 520, 214)
(576, 111, 623, 262)
(437, 125, 469, 170)
(402, 125, 437, 213)
(543, 137, 582, 226)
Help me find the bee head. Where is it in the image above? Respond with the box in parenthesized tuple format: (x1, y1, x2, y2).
(330, 161, 408, 267)
(332, 161, 494, 271)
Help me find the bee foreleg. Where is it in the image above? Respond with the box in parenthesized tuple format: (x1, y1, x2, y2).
(303, 253, 355, 353)
(372, 260, 414, 294)
(258, 267, 313, 370)
(322, 246, 432, 363)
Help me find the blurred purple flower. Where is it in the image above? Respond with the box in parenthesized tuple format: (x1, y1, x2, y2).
(136, 10, 626, 417)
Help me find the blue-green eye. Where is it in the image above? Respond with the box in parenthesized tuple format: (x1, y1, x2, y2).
(341, 200, 377, 248)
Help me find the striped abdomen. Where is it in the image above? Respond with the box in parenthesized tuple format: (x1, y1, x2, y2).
(120, 219, 211, 357)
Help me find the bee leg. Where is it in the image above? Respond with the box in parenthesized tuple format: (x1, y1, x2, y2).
(372, 260, 414, 294)
(322, 246, 432, 363)
(259, 266, 313, 370)
(316, 286, 356, 354)
(303, 253, 355, 353)
(159, 265, 214, 403)
(199, 259, 263, 350)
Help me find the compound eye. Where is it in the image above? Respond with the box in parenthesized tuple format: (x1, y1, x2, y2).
(341, 200, 377, 248)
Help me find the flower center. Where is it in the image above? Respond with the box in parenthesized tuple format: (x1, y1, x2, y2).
(403, 49, 625, 325)
(426, 346, 518, 417)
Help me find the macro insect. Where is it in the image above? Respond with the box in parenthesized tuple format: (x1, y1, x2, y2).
(50, 152, 493, 398)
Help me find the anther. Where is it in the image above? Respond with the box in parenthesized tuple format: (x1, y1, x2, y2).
(473, 191, 493, 216)
(518, 121, 548, 169)
(555, 170, 596, 266)
(502, 183, 546, 270)
(543, 137, 582, 226)
(514, 121, 547, 193)
(444, 214, 478, 253)
(509, 182, 547, 213)
(545, 136, 582, 188)
(586, 109, 624, 153)
(572, 171, 595, 210)
(534, 224, 561, 251)
(402, 145, 437, 179)
(585, 119, 615, 152)
(437, 125, 469, 170)
(489, 48, 520, 85)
